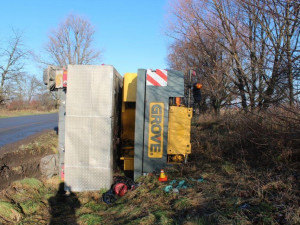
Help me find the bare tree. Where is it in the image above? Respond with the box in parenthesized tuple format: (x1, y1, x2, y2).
(0, 30, 27, 104)
(26, 75, 44, 103)
(45, 14, 101, 67)
(168, 32, 233, 114)
(278, 0, 299, 106)
(167, 0, 244, 112)
(167, 0, 300, 111)
(240, 0, 300, 107)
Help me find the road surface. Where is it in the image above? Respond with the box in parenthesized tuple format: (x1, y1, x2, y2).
(0, 113, 58, 147)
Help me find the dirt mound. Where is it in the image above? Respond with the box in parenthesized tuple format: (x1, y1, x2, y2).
(0, 177, 59, 224)
(0, 131, 57, 190)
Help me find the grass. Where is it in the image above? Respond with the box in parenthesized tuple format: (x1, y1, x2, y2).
(0, 109, 58, 118)
(0, 109, 299, 224)
(0, 130, 58, 168)
(0, 201, 22, 223)
(79, 214, 103, 225)
(18, 131, 58, 155)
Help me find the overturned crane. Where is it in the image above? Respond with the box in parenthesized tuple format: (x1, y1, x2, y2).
(44, 65, 192, 191)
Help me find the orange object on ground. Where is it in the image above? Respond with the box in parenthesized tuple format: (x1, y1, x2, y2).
(158, 169, 168, 182)
(196, 83, 202, 89)
(175, 97, 181, 106)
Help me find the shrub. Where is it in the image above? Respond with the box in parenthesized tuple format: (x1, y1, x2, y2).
(194, 106, 300, 168)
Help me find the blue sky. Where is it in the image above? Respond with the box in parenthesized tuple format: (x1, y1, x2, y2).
(0, 0, 171, 78)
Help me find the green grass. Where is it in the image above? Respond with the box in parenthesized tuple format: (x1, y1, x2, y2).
(79, 214, 103, 225)
(0, 201, 22, 223)
(16, 178, 44, 190)
(83, 202, 106, 212)
(20, 200, 42, 215)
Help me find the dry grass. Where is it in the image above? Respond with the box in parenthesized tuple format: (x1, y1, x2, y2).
(0, 107, 299, 224)
(189, 107, 300, 224)
(0, 109, 58, 118)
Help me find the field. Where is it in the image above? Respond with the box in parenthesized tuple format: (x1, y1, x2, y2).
(0, 109, 58, 118)
(0, 110, 299, 224)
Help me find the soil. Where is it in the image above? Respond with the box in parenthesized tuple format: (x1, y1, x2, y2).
(0, 130, 55, 190)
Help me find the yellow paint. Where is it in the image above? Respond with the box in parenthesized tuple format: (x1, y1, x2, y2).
(121, 73, 137, 140)
(55, 70, 63, 88)
(120, 156, 134, 171)
(148, 102, 164, 158)
(167, 106, 192, 160)
(121, 107, 135, 140)
(123, 73, 137, 102)
(120, 73, 137, 171)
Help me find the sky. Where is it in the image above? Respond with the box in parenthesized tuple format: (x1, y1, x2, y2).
(0, 0, 172, 79)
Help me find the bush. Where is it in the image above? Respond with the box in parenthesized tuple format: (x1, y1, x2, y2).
(6, 100, 27, 111)
(193, 106, 300, 168)
(5, 97, 56, 112)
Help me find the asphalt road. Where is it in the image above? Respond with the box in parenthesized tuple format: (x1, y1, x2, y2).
(0, 113, 58, 147)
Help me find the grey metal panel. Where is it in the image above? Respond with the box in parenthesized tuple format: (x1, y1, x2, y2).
(64, 167, 112, 191)
(65, 116, 113, 191)
(134, 69, 185, 177)
(66, 66, 113, 118)
(43, 68, 48, 85)
(133, 69, 146, 180)
(57, 89, 66, 177)
(44, 65, 60, 90)
(65, 65, 120, 191)
(167, 70, 185, 97)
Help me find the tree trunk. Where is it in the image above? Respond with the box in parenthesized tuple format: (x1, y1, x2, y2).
(0, 73, 6, 104)
(263, 53, 280, 108)
(236, 69, 248, 111)
(286, 1, 294, 106)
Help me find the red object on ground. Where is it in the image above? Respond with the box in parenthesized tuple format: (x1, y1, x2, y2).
(63, 69, 67, 87)
(61, 164, 65, 181)
(114, 183, 128, 197)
